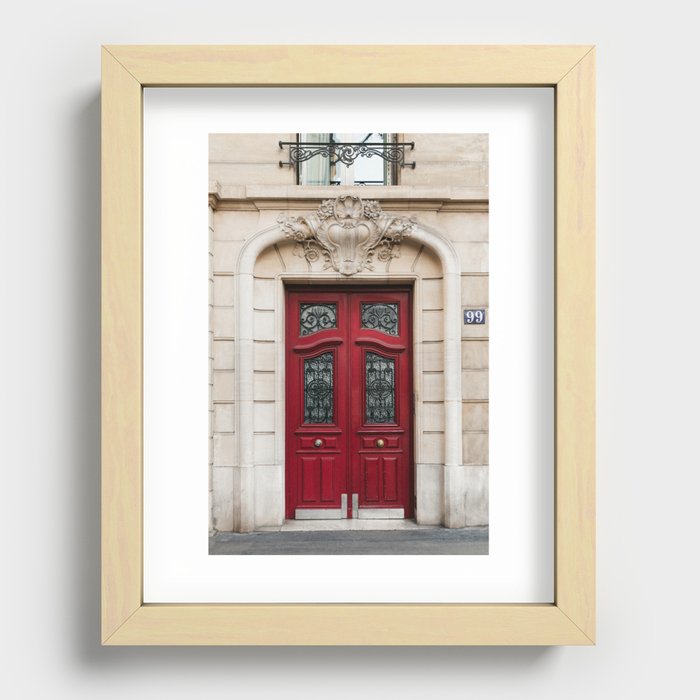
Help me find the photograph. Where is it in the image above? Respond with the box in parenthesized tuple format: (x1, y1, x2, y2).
(207, 133, 490, 554)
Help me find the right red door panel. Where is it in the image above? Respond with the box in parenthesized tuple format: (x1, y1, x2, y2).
(349, 291, 412, 514)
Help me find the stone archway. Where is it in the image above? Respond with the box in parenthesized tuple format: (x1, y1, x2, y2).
(228, 196, 464, 533)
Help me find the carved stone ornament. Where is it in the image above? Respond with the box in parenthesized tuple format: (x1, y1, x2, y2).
(278, 196, 415, 276)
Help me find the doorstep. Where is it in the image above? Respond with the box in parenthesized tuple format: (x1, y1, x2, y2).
(257, 519, 439, 532)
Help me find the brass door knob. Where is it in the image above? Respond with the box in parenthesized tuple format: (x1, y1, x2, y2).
(313, 439, 323, 448)
(375, 438, 385, 448)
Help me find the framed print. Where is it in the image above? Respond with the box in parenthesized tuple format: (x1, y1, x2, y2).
(102, 45, 595, 645)
(145, 91, 553, 606)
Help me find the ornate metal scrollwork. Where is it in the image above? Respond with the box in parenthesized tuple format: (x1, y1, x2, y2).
(279, 140, 415, 169)
(300, 303, 337, 336)
(365, 352, 396, 424)
(361, 303, 399, 336)
(278, 196, 415, 276)
(304, 353, 334, 424)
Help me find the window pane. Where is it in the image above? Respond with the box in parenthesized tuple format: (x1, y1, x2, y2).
(299, 133, 331, 185)
(304, 353, 334, 424)
(297, 133, 394, 185)
(300, 303, 337, 336)
(361, 302, 399, 336)
(365, 352, 396, 424)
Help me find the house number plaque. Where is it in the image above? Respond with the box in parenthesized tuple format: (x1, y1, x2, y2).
(463, 309, 486, 325)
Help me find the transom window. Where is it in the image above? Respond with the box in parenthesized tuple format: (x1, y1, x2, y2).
(361, 302, 399, 336)
(298, 133, 397, 186)
(300, 303, 337, 336)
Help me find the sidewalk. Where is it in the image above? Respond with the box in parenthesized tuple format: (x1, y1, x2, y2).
(209, 525, 488, 555)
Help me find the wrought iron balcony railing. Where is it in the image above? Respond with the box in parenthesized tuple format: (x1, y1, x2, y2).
(279, 140, 416, 169)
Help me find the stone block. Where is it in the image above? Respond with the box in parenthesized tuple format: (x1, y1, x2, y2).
(213, 340, 234, 370)
(253, 402, 276, 432)
(421, 341, 444, 372)
(421, 309, 443, 341)
(455, 242, 489, 273)
(254, 464, 285, 527)
(211, 466, 234, 531)
(214, 404, 235, 432)
(438, 211, 488, 243)
(421, 402, 445, 432)
(253, 277, 277, 310)
(420, 431, 444, 464)
(253, 371, 276, 401)
(462, 432, 489, 465)
(462, 370, 489, 400)
(232, 465, 256, 532)
(253, 309, 275, 341)
(461, 340, 489, 369)
(404, 133, 488, 162)
(464, 464, 489, 526)
(253, 433, 275, 464)
(443, 464, 467, 528)
(443, 464, 489, 528)
(209, 133, 293, 163)
(415, 463, 443, 525)
(400, 160, 487, 188)
(213, 241, 241, 273)
(253, 342, 276, 372)
(213, 211, 263, 241)
(421, 372, 444, 402)
(209, 162, 292, 187)
(212, 370, 235, 401)
(213, 275, 234, 306)
(212, 306, 235, 338)
(421, 278, 443, 311)
(462, 402, 489, 432)
(461, 274, 489, 306)
(214, 433, 237, 467)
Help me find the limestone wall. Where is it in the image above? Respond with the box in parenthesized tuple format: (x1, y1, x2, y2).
(208, 133, 488, 531)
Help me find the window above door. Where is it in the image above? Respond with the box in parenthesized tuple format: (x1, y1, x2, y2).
(279, 133, 416, 186)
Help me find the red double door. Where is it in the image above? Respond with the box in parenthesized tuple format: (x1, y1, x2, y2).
(285, 287, 413, 520)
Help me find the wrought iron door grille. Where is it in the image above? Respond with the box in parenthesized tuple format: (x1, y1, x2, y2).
(303, 353, 334, 424)
(361, 303, 399, 336)
(365, 352, 396, 424)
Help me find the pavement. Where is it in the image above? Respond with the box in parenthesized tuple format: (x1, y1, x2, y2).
(209, 525, 488, 555)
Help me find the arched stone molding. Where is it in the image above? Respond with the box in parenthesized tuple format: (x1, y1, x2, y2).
(231, 215, 464, 532)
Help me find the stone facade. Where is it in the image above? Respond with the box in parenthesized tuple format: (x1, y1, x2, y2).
(209, 134, 489, 532)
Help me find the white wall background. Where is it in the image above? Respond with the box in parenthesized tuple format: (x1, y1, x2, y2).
(1, 2, 698, 699)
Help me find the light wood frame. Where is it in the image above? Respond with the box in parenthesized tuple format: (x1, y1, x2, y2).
(102, 45, 595, 645)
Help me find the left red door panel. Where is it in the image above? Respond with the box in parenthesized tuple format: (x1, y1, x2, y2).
(285, 291, 349, 518)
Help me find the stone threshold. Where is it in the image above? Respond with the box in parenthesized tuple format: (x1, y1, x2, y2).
(257, 519, 441, 532)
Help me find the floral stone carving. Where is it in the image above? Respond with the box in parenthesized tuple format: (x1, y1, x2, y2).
(278, 196, 415, 276)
